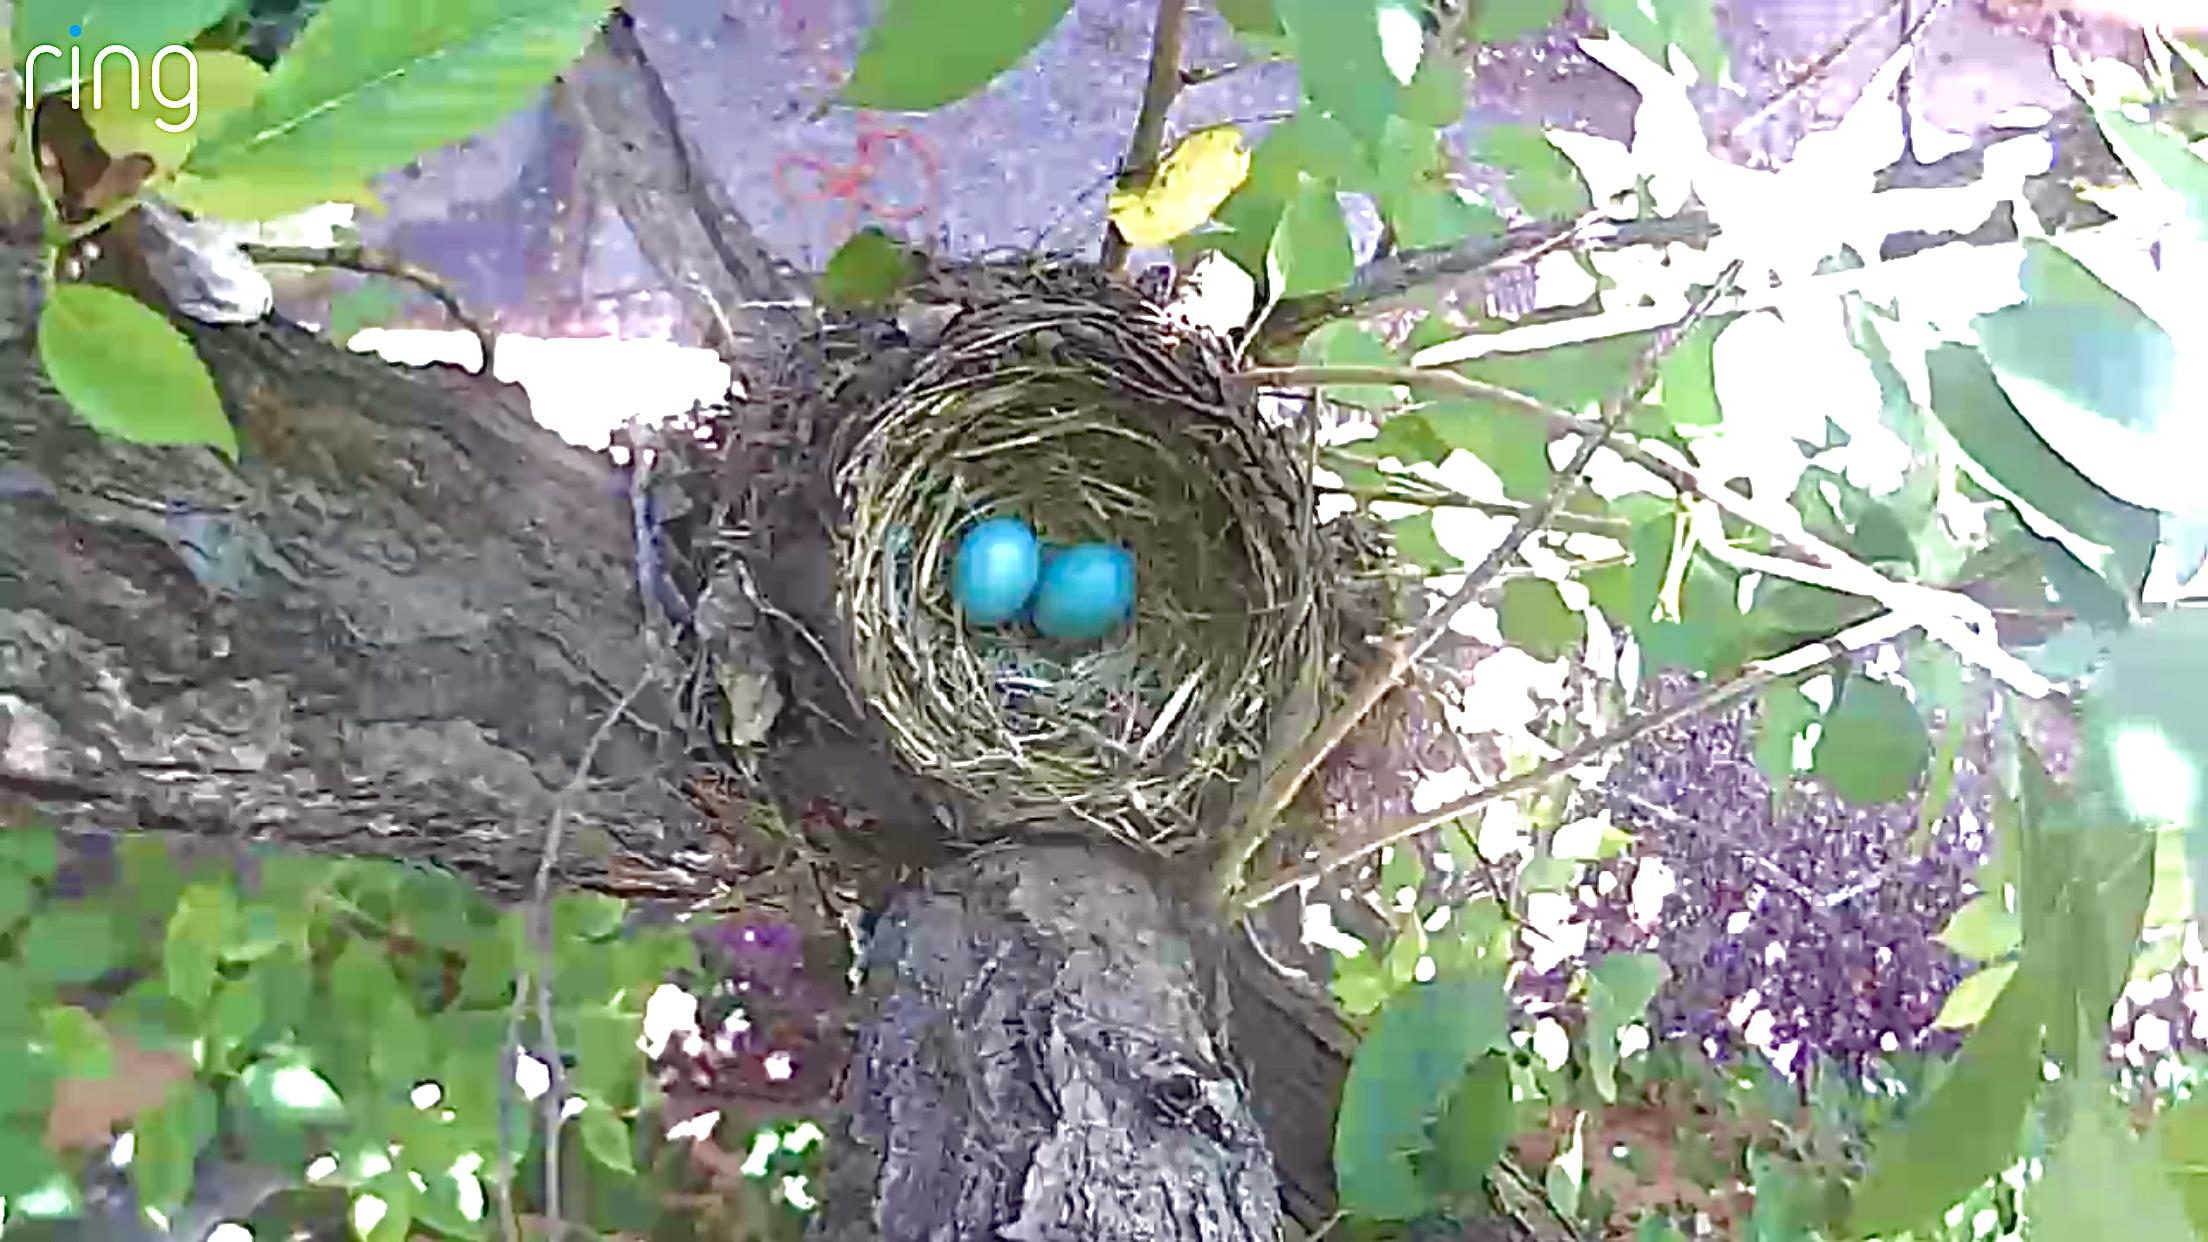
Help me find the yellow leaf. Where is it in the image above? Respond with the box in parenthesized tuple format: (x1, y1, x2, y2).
(1108, 125, 1253, 249)
(83, 51, 268, 175)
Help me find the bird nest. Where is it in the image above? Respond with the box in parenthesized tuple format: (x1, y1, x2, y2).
(831, 263, 1326, 853)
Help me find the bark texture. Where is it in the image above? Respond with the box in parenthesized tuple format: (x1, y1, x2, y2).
(0, 244, 726, 902)
(817, 842, 1281, 1242)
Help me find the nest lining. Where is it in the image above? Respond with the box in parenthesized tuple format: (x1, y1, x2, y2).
(833, 266, 1323, 851)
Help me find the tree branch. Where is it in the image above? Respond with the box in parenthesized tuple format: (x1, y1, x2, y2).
(1235, 608, 1922, 909)
(1267, 214, 1719, 342)
(559, 11, 807, 373)
(1211, 269, 1741, 904)
(1101, 0, 1189, 270)
(242, 243, 498, 375)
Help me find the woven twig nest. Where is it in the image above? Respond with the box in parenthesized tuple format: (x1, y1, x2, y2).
(830, 262, 1327, 853)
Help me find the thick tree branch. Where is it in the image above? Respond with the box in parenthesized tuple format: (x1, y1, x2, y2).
(0, 242, 737, 904)
(1101, 0, 1189, 269)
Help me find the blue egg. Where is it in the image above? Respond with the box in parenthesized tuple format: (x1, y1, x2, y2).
(951, 516, 1042, 626)
(1031, 542, 1136, 643)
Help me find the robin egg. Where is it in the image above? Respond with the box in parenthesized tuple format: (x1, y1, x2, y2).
(1031, 542, 1136, 643)
(951, 516, 1042, 626)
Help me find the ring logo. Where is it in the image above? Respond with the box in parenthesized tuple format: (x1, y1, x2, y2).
(22, 25, 201, 133)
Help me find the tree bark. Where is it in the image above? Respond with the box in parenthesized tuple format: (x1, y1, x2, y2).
(0, 242, 720, 903)
(817, 842, 1280, 1241)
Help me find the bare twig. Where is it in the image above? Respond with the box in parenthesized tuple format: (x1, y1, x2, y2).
(243, 243, 498, 376)
(1236, 609, 1922, 909)
(1101, 0, 1189, 269)
(494, 668, 658, 1242)
(1263, 212, 1701, 341)
(1211, 268, 1743, 904)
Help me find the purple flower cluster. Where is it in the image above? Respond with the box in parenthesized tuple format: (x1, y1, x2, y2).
(1538, 678, 1989, 1077)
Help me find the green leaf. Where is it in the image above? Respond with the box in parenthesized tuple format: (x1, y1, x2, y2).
(1298, 321, 1401, 407)
(205, 972, 265, 1052)
(1422, 1053, 1514, 1202)
(1546, 1112, 1586, 1218)
(1810, 678, 1929, 805)
(819, 227, 922, 308)
(1585, 952, 1666, 1103)
(0, 870, 33, 934)
(1475, 0, 1567, 43)
(1388, 511, 1460, 573)
(2089, 610, 2208, 839)
(17, 903, 119, 986)
(84, 49, 266, 173)
(1751, 679, 1818, 794)
(13, 0, 235, 93)
(0, 827, 60, 881)
(164, 881, 236, 1008)
(1400, 47, 1465, 128)
(38, 284, 235, 458)
(1335, 974, 1513, 1220)
(1385, 186, 1502, 251)
(1931, 960, 2016, 1029)
(183, 0, 619, 220)
(236, 1056, 347, 1125)
(2146, 829, 2192, 928)
(1588, 0, 1725, 82)
(2093, 110, 2208, 238)
(1498, 578, 1584, 661)
(2156, 1094, 2208, 1237)
(1849, 955, 2045, 1236)
(1422, 399, 1551, 502)
(0, 1125, 64, 1200)
(1653, 317, 1722, 429)
(1275, 0, 1405, 150)
(1214, 0, 1284, 38)
(1925, 343, 2155, 607)
(1268, 178, 1354, 297)
(1974, 241, 2192, 517)
(1474, 123, 1590, 219)
(1935, 895, 2021, 962)
(131, 1081, 217, 1217)
(357, 1171, 415, 1242)
(840, 0, 1068, 110)
(40, 1005, 111, 1079)
(2032, 1089, 2195, 1242)
(577, 1102, 636, 1173)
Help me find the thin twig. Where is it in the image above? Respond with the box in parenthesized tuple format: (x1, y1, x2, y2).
(1317, 468, 1633, 537)
(494, 668, 658, 1242)
(1211, 268, 1743, 905)
(1235, 609, 1922, 909)
(243, 243, 498, 376)
(1101, 0, 1189, 269)
(1236, 362, 2052, 698)
(1263, 211, 1693, 342)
